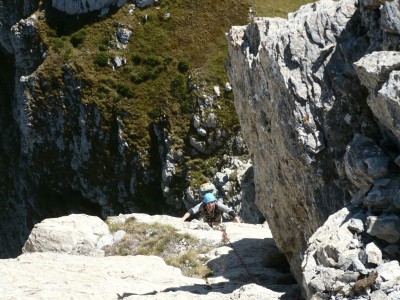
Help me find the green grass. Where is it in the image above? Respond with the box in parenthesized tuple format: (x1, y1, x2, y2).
(251, 0, 315, 17)
(32, 0, 314, 209)
(36, 0, 313, 150)
(106, 217, 213, 278)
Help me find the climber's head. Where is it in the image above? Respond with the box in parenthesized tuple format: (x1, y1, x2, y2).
(203, 192, 217, 212)
(203, 192, 217, 203)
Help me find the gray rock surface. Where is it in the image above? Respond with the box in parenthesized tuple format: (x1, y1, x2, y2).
(227, 0, 400, 297)
(302, 206, 400, 299)
(344, 134, 390, 189)
(4, 213, 300, 299)
(354, 51, 400, 145)
(0, 252, 205, 299)
(227, 0, 367, 283)
(135, 0, 157, 9)
(51, 0, 128, 15)
(22, 214, 110, 255)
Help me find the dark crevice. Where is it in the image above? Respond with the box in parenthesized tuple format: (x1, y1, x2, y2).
(0, 50, 20, 258)
(34, 186, 103, 220)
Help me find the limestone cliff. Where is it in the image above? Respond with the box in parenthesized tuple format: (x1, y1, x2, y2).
(226, 0, 400, 295)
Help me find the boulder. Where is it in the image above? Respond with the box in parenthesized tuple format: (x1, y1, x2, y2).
(354, 52, 400, 145)
(366, 214, 400, 243)
(344, 134, 390, 189)
(22, 214, 110, 255)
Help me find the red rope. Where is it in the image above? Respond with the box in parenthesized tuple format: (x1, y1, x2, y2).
(220, 227, 260, 285)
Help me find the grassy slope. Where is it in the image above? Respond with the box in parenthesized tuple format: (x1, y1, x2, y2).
(33, 0, 313, 200)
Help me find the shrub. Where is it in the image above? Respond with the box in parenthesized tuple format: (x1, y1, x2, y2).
(171, 75, 191, 113)
(143, 56, 162, 67)
(132, 54, 142, 65)
(52, 37, 65, 53)
(131, 70, 151, 84)
(177, 60, 190, 73)
(98, 44, 108, 51)
(98, 36, 109, 51)
(63, 48, 72, 62)
(94, 52, 109, 67)
(47, 28, 58, 38)
(117, 82, 135, 98)
(70, 30, 87, 48)
(229, 170, 238, 181)
(148, 107, 161, 119)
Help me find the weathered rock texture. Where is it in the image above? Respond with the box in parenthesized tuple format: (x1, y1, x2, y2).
(50, 0, 127, 15)
(226, 0, 400, 294)
(1, 213, 300, 299)
(302, 205, 400, 299)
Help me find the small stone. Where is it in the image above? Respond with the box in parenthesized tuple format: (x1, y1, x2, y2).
(365, 242, 383, 266)
(369, 289, 389, 300)
(113, 230, 126, 243)
(352, 259, 367, 274)
(116, 28, 132, 44)
(214, 85, 221, 97)
(197, 127, 207, 136)
(348, 218, 364, 233)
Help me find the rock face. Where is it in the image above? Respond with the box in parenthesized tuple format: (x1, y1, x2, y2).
(1, 213, 300, 299)
(226, 0, 400, 291)
(50, 0, 128, 15)
(302, 206, 400, 299)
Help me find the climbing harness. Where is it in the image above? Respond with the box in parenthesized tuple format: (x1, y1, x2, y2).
(216, 225, 260, 285)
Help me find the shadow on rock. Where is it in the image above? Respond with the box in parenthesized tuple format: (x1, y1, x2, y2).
(205, 237, 303, 298)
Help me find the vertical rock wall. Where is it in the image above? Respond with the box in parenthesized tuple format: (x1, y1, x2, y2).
(226, 0, 399, 285)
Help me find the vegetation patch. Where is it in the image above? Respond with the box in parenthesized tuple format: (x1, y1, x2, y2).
(35, 0, 313, 153)
(105, 217, 214, 278)
(30, 0, 314, 211)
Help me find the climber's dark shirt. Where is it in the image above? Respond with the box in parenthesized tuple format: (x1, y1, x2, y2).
(188, 201, 237, 226)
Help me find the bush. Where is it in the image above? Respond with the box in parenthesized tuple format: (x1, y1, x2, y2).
(177, 60, 190, 73)
(132, 54, 142, 65)
(171, 75, 191, 113)
(131, 70, 151, 84)
(98, 44, 108, 51)
(70, 30, 87, 48)
(117, 82, 135, 98)
(47, 28, 58, 38)
(98, 36, 109, 51)
(63, 48, 72, 62)
(143, 56, 162, 67)
(94, 52, 109, 67)
(52, 37, 65, 53)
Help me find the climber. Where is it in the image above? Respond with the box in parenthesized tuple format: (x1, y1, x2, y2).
(181, 192, 241, 227)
